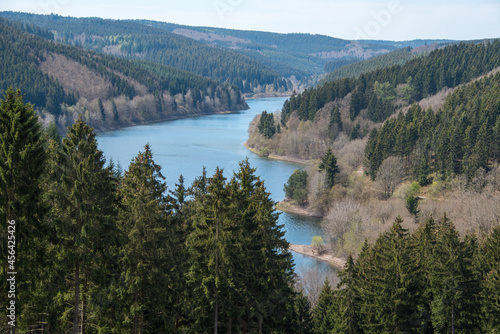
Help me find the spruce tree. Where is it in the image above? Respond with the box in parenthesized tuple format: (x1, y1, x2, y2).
(369, 217, 418, 333)
(319, 149, 339, 189)
(335, 256, 362, 333)
(429, 215, 481, 333)
(117, 144, 178, 333)
(411, 217, 437, 333)
(0, 88, 46, 331)
(312, 279, 337, 333)
(478, 226, 500, 332)
(44, 117, 117, 333)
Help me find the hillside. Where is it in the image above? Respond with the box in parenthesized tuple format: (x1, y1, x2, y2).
(320, 47, 425, 83)
(365, 68, 500, 182)
(0, 18, 247, 132)
(277, 40, 500, 129)
(0, 12, 290, 95)
(246, 40, 500, 218)
(132, 20, 395, 78)
(134, 20, 452, 80)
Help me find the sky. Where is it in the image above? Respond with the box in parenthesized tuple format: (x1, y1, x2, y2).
(1, 0, 499, 41)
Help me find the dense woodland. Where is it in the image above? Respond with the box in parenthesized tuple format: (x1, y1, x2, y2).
(247, 39, 500, 271)
(1, 89, 500, 333)
(314, 216, 500, 333)
(0, 12, 291, 95)
(365, 72, 500, 183)
(2, 10, 500, 333)
(281, 40, 500, 125)
(0, 89, 302, 333)
(321, 47, 423, 83)
(131, 20, 397, 79)
(0, 18, 246, 131)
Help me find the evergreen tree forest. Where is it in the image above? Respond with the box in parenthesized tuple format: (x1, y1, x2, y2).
(0, 89, 309, 333)
(281, 40, 500, 125)
(2, 67, 500, 333)
(365, 71, 500, 182)
(0, 13, 289, 94)
(0, 18, 246, 128)
(313, 215, 500, 333)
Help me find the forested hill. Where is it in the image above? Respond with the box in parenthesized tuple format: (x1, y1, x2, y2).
(320, 47, 424, 83)
(365, 69, 500, 183)
(0, 12, 289, 95)
(280, 40, 500, 125)
(133, 20, 450, 79)
(131, 20, 395, 79)
(0, 18, 247, 131)
(246, 40, 500, 167)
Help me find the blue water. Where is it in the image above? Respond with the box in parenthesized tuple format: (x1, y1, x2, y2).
(97, 97, 335, 276)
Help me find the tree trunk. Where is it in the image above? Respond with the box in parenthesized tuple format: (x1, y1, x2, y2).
(214, 218, 219, 334)
(73, 257, 80, 334)
(451, 296, 455, 334)
(81, 288, 86, 334)
(134, 286, 138, 334)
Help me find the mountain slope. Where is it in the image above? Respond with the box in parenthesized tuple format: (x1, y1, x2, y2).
(0, 18, 247, 131)
(133, 20, 456, 79)
(246, 40, 500, 163)
(133, 20, 397, 78)
(0, 12, 289, 95)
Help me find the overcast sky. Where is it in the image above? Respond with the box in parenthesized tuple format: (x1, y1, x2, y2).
(1, 0, 499, 41)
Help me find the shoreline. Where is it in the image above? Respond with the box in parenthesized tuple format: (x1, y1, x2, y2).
(243, 142, 315, 166)
(275, 200, 323, 218)
(289, 244, 346, 269)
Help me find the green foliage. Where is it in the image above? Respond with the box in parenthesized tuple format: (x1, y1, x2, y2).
(282, 40, 500, 125)
(0, 88, 47, 330)
(328, 105, 343, 136)
(318, 149, 339, 188)
(117, 144, 178, 332)
(311, 235, 324, 248)
(365, 71, 500, 183)
(0, 13, 287, 93)
(373, 81, 396, 102)
(322, 47, 421, 83)
(312, 280, 338, 333)
(258, 110, 276, 138)
(311, 215, 492, 333)
(311, 235, 325, 254)
(185, 160, 296, 332)
(405, 194, 420, 217)
(258, 147, 270, 157)
(284, 169, 308, 205)
(46, 122, 62, 144)
(0, 18, 245, 120)
(44, 117, 118, 332)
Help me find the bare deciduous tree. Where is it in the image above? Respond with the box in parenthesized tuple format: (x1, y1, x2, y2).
(376, 156, 405, 199)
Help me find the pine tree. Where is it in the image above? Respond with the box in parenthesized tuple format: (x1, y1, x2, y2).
(312, 279, 337, 333)
(45, 117, 117, 333)
(319, 149, 339, 188)
(0, 88, 46, 331)
(429, 215, 482, 333)
(117, 143, 178, 333)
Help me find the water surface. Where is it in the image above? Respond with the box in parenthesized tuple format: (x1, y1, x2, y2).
(97, 97, 335, 277)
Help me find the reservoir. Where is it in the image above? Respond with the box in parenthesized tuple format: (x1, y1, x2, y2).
(97, 97, 336, 280)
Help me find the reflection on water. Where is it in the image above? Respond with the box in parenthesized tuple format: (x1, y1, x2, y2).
(97, 97, 337, 278)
